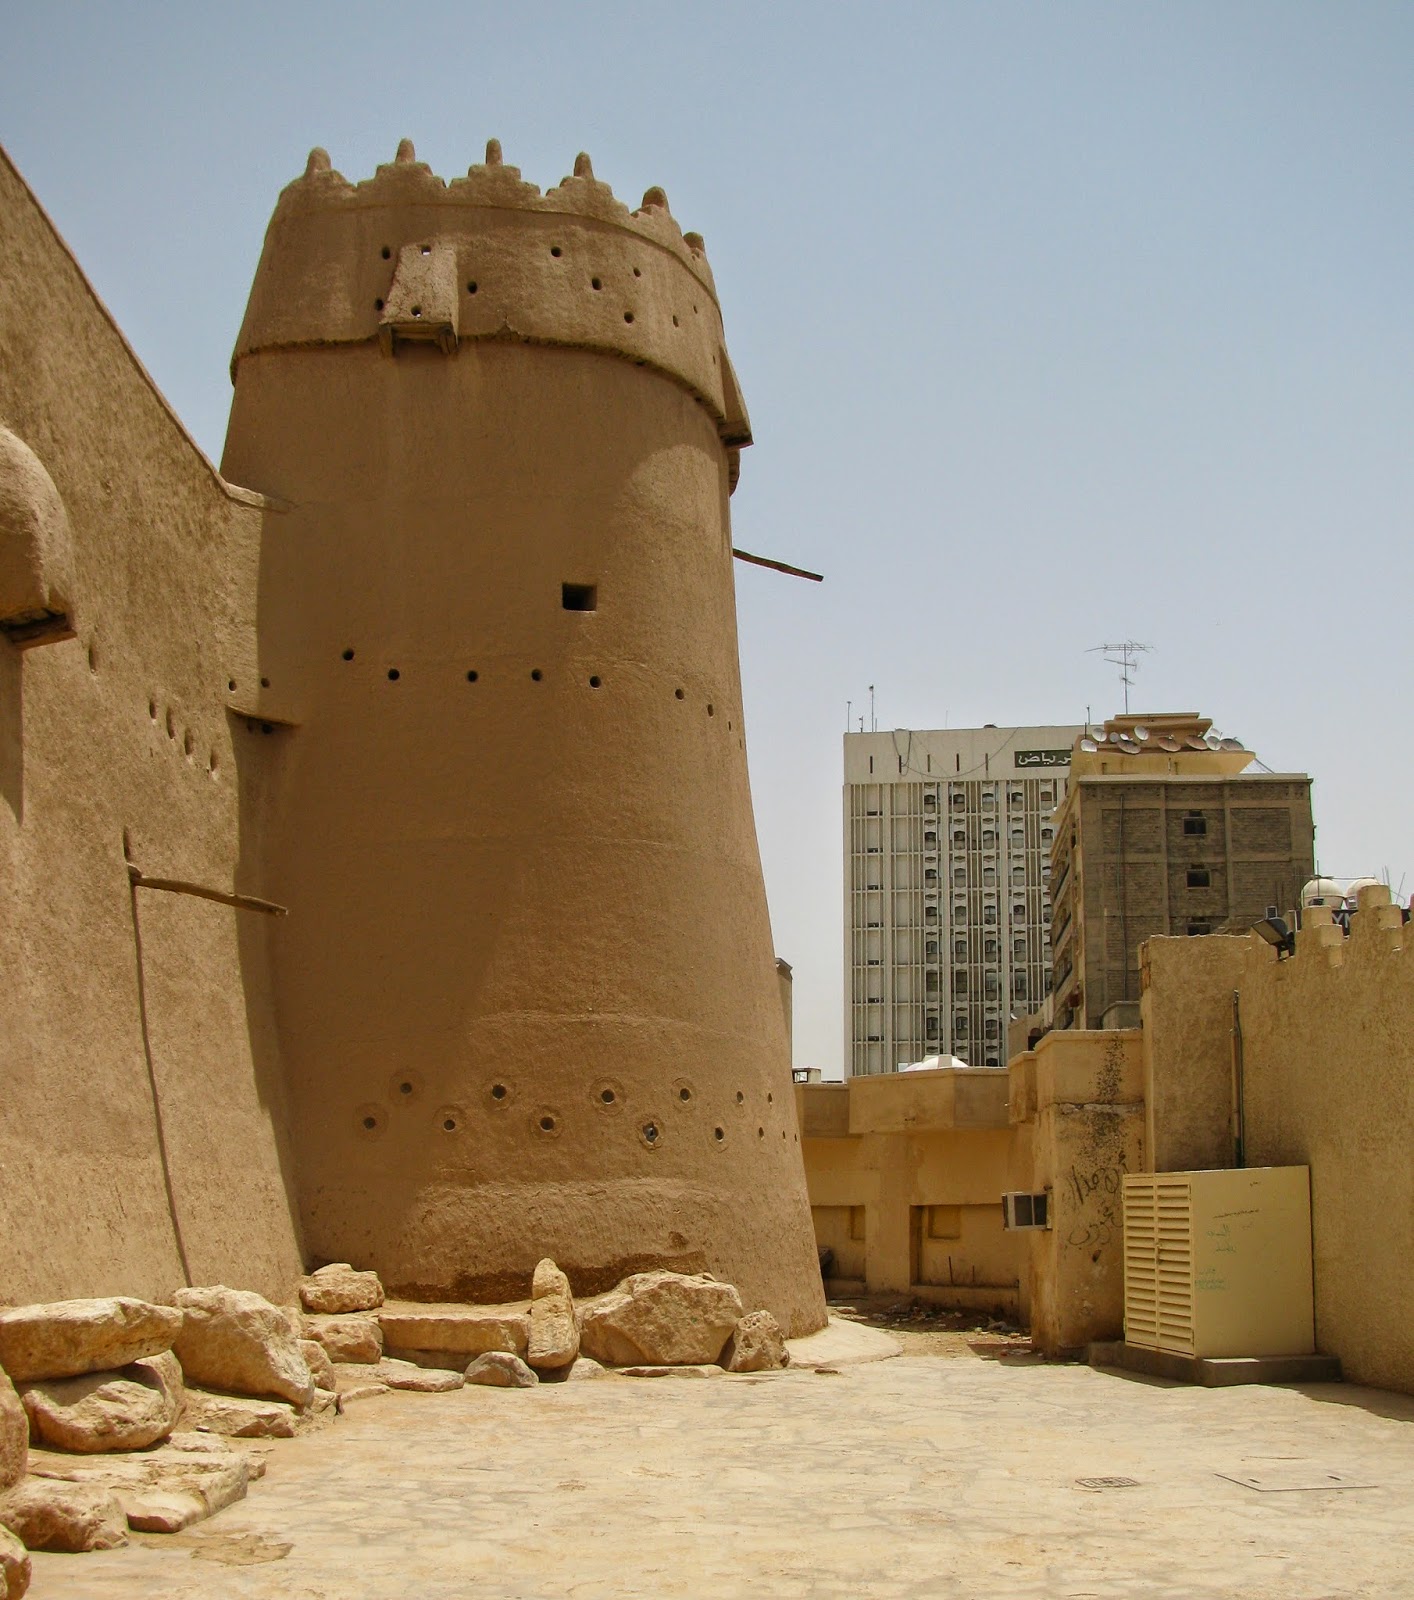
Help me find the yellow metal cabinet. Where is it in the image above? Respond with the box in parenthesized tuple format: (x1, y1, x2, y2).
(1122, 1167, 1314, 1358)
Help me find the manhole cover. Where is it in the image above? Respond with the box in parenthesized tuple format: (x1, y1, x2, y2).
(1075, 1476, 1140, 1490)
(1217, 1469, 1375, 1493)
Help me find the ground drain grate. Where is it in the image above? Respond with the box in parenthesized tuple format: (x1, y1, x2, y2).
(1218, 1469, 1375, 1493)
(1075, 1476, 1140, 1490)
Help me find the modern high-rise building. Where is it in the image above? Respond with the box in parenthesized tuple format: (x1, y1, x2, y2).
(1048, 712, 1315, 1031)
(844, 725, 1082, 1076)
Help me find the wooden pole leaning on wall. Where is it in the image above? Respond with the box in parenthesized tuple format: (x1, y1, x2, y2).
(126, 865, 287, 917)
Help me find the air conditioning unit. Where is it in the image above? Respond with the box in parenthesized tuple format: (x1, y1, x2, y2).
(1122, 1167, 1314, 1357)
(1002, 1191, 1049, 1230)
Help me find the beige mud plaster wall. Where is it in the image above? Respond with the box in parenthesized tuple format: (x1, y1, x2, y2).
(0, 148, 304, 1303)
(1141, 935, 1249, 1172)
(1145, 896, 1414, 1393)
(797, 1072, 1022, 1307)
(221, 146, 824, 1336)
(1016, 1030, 1144, 1353)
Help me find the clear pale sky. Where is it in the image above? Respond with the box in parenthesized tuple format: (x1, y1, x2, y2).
(4, 2, 1410, 1073)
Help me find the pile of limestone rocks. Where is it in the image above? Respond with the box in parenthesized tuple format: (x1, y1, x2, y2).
(0, 1283, 343, 1594)
(359, 1262, 790, 1389)
(0, 1264, 786, 1594)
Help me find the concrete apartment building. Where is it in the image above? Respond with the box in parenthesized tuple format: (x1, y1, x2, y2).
(1048, 713, 1315, 1031)
(844, 725, 1082, 1075)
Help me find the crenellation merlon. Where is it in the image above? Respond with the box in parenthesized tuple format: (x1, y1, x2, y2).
(233, 140, 747, 450)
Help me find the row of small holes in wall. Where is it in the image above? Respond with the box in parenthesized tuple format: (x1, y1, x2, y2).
(148, 697, 220, 777)
(373, 244, 711, 352)
(332, 652, 730, 723)
(356, 1080, 794, 1149)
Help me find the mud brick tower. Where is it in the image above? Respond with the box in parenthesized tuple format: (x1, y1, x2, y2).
(221, 140, 826, 1333)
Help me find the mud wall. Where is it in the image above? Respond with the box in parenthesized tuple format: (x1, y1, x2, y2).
(0, 148, 304, 1304)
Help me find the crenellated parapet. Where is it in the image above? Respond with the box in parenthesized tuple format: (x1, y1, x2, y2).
(233, 138, 750, 457)
(1279, 884, 1407, 973)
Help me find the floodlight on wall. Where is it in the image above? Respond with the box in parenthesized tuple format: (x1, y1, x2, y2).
(1251, 916, 1295, 959)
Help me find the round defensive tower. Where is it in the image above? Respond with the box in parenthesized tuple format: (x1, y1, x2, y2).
(221, 139, 827, 1334)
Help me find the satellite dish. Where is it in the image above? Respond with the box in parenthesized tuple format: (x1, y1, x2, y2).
(1079, 737, 1099, 753)
(1132, 725, 1150, 741)
(1219, 737, 1244, 751)
(1116, 737, 1141, 754)
(1205, 733, 1223, 749)
(1184, 735, 1208, 751)
(1108, 730, 1127, 745)
(1157, 736, 1182, 752)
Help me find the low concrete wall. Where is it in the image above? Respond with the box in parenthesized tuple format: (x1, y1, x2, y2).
(1009, 1031, 1144, 1354)
(797, 1070, 1021, 1311)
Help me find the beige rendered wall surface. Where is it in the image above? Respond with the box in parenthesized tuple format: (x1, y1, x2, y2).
(1140, 935, 1248, 1173)
(1139, 895, 1414, 1391)
(220, 145, 824, 1334)
(0, 149, 304, 1304)
(797, 1072, 1021, 1309)
(1013, 1030, 1144, 1353)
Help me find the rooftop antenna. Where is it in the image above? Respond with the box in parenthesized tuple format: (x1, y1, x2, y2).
(1087, 640, 1153, 715)
(846, 699, 852, 733)
(869, 685, 876, 733)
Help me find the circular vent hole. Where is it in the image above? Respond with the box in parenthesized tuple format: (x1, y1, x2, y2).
(342, 649, 355, 661)
(530, 669, 543, 682)
(466, 282, 478, 294)
(399, 1081, 413, 1095)
(758, 1127, 765, 1139)
(363, 1115, 377, 1130)
(375, 298, 384, 311)
(387, 668, 400, 681)
(735, 1090, 744, 1105)
(591, 277, 602, 290)
(443, 1117, 457, 1132)
(674, 688, 685, 700)
(623, 311, 634, 323)
(551, 246, 562, 258)
(381, 246, 391, 260)
(540, 1115, 556, 1133)
(491, 1084, 507, 1101)
(589, 675, 601, 688)
(642, 1122, 659, 1144)
(678, 1087, 691, 1103)
(600, 1089, 616, 1105)
(466, 670, 479, 682)
(714, 1127, 725, 1142)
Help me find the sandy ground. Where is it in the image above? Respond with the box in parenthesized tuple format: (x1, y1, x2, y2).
(24, 1332, 1414, 1600)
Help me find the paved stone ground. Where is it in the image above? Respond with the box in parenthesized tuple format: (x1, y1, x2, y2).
(28, 1356, 1414, 1598)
